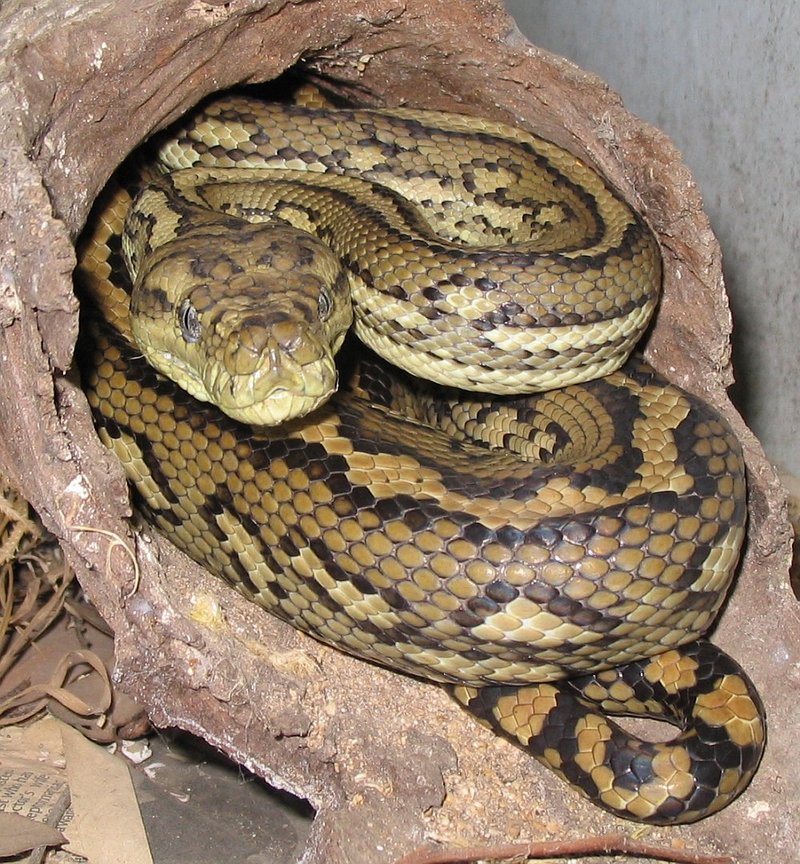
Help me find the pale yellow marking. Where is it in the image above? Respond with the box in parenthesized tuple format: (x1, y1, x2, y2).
(694, 675, 764, 746)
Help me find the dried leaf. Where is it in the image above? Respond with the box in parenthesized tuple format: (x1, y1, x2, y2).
(0, 811, 65, 856)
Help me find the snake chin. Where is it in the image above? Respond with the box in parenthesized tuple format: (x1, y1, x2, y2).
(216, 361, 340, 427)
(164, 344, 340, 427)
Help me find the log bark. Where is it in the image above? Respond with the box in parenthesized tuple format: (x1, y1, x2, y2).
(0, 2, 797, 862)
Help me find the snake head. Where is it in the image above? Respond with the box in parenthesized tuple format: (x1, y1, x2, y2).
(129, 219, 353, 426)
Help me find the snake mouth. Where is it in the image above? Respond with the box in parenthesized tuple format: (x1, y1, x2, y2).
(206, 354, 339, 426)
(135, 341, 338, 427)
(230, 387, 333, 427)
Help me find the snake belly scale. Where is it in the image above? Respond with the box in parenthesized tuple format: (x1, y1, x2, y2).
(76, 93, 765, 824)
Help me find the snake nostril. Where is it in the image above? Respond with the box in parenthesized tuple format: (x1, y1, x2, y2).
(225, 319, 310, 377)
(271, 321, 303, 354)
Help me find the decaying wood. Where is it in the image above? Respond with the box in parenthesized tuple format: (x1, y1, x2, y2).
(0, 2, 796, 862)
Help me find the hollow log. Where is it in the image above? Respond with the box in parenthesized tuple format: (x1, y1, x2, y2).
(0, 2, 797, 862)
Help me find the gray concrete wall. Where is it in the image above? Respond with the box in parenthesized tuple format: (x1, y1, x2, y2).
(504, 0, 798, 474)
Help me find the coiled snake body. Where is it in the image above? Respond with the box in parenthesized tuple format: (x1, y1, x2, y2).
(77, 94, 765, 824)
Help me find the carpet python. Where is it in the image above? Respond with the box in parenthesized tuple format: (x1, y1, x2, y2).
(76, 93, 765, 824)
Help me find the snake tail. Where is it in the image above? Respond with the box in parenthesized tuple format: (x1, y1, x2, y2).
(453, 639, 765, 824)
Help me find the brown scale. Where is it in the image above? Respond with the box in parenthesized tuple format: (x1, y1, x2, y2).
(76, 94, 765, 825)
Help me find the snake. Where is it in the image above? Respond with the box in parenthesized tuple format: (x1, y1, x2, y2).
(75, 92, 765, 824)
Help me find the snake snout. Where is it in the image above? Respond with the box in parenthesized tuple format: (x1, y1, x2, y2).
(224, 316, 276, 377)
(208, 314, 338, 426)
(270, 320, 304, 355)
(226, 316, 324, 377)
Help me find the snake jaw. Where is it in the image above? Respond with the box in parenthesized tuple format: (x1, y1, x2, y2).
(195, 305, 343, 426)
(208, 330, 340, 427)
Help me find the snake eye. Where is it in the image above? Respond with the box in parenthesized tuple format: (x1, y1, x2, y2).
(178, 299, 201, 343)
(318, 288, 332, 322)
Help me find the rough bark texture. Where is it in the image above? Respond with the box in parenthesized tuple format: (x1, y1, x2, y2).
(0, 2, 797, 862)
